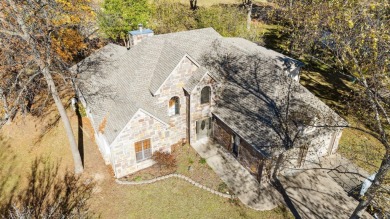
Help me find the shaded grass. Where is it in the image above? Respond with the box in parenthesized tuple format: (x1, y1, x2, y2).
(299, 69, 354, 115)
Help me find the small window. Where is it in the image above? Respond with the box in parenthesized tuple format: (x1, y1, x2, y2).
(168, 96, 180, 116)
(135, 139, 152, 162)
(200, 86, 211, 104)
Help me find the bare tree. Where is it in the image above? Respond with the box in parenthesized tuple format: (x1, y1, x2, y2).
(270, 0, 390, 217)
(0, 0, 94, 174)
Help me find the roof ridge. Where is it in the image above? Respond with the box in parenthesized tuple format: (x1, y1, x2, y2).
(153, 27, 221, 38)
(148, 40, 187, 95)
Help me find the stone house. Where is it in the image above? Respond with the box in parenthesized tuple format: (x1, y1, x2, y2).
(73, 27, 346, 179)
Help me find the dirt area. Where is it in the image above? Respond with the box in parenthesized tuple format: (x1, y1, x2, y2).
(123, 163, 176, 181)
(0, 110, 292, 218)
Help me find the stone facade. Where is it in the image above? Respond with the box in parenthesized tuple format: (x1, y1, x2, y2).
(283, 127, 343, 168)
(88, 54, 343, 179)
(109, 110, 170, 177)
(189, 74, 218, 143)
(155, 56, 198, 146)
(107, 56, 204, 178)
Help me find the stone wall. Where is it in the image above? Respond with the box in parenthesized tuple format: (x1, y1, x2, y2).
(110, 110, 170, 178)
(282, 127, 343, 169)
(189, 74, 218, 143)
(156, 56, 199, 146)
(131, 32, 154, 46)
(109, 56, 200, 178)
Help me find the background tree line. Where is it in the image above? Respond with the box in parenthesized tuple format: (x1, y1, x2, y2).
(98, 0, 264, 46)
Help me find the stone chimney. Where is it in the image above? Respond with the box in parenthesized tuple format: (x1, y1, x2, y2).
(128, 24, 154, 47)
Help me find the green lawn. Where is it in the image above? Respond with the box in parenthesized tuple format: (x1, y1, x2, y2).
(338, 124, 385, 173)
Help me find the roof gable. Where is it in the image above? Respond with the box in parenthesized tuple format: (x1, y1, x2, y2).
(75, 28, 340, 149)
(149, 43, 187, 95)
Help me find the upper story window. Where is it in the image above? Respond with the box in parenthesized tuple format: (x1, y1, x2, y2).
(200, 86, 211, 104)
(168, 96, 180, 116)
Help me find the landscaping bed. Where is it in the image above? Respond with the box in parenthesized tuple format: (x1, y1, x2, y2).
(122, 143, 228, 193)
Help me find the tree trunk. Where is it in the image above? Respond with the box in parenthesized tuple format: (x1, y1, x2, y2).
(42, 68, 84, 174)
(189, 0, 197, 10)
(5, 0, 84, 174)
(272, 153, 284, 180)
(0, 89, 10, 122)
(350, 152, 389, 218)
(246, 1, 252, 30)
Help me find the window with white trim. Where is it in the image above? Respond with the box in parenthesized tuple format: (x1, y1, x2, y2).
(135, 139, 152, 162)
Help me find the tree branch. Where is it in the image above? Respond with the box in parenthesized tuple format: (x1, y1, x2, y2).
(0, 29, 25, 38)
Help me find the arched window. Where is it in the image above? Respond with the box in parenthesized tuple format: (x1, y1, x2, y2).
(168, 96, 180, 116)
(200, 86, 211, 104)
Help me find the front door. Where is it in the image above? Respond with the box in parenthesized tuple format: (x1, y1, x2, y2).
(196, 117, 211, 140)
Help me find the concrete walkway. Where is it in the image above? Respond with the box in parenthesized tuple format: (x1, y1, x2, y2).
(278, 154, 372, 219)
(192, 139, 283, 211)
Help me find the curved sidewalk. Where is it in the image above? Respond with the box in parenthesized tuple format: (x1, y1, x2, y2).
(192, 140, 283, 211)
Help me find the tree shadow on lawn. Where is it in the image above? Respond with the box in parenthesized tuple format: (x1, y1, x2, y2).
(0, 154, 95, 218)
(262, 28, 355, 116)
(0, 136, 19, 211)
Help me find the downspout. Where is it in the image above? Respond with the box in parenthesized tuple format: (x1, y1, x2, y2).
(186, 91, 191, 145)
